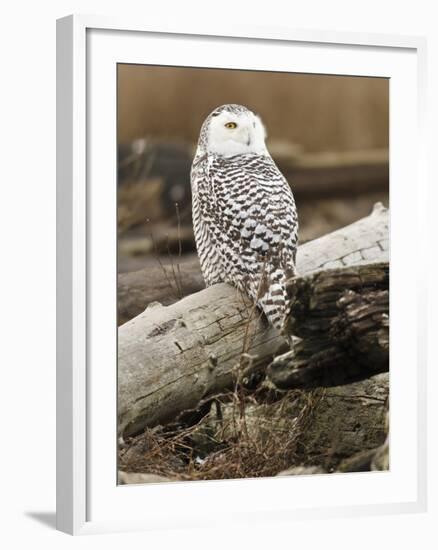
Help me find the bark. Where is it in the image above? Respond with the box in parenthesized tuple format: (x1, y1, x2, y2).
(268, 261, 389, 389)
(118, 203, 389, 437)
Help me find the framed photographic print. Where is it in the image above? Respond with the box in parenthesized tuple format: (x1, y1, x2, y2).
(56, 15, 427, 535)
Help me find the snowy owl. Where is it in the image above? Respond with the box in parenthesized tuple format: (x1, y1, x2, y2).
(191, 104, 298, 331)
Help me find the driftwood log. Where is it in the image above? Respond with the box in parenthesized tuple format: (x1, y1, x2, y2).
(118, 203, 389, 437)
(118, 259, 204, 325)
(268, 262, 389, 389)
(278, 148, 388, 198)
(293, 372, 389, 470)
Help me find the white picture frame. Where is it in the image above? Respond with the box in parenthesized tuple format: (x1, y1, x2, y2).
(56, 14, 428, 535)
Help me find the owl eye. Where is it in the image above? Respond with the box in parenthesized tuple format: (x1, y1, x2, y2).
(224, 122, 237, 129)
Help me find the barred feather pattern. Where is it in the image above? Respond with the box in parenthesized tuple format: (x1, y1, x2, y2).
(191, 106, 298, 331)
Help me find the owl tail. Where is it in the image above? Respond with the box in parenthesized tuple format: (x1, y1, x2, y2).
(254, 263, 298, 335)
(254, 269, 289, 332)
(259, 289, 287, 331)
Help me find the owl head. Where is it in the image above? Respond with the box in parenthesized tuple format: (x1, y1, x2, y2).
(196, 104, 268, 157)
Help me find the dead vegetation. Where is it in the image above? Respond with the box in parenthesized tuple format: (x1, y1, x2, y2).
(119, 385, 323, 481)
(119, 368, 389, 483)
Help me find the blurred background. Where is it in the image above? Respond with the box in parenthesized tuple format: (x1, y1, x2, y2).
(117, 64, 389, 322)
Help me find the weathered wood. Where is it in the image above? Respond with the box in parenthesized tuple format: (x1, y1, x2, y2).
(268, 261, 389, 389)
(118, 257, 204, 325)
(118, 203, 389, 437)
(118, 285, 282, 437)
(118, 471, 172, 484)
(296, 201, 388, 274)
(287, 373, 389, 471)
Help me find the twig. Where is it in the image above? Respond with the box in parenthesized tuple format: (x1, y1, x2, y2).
(146, 219, 179, 299)
(175, 202, 184, 298)
(165, 233, 183, 299)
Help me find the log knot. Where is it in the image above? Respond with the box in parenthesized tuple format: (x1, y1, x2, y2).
(147, 318, 177, 337)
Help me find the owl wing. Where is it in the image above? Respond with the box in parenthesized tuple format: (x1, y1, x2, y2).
(202, 155, 298, 328)
(191, 157, 232, 286)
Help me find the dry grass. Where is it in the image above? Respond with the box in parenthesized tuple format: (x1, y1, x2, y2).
(118, 384, 323, 481)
